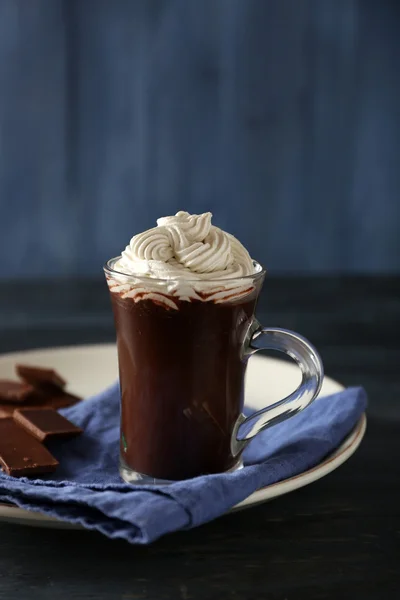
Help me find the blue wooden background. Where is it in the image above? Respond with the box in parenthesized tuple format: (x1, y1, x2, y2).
(0, 0, 399, 277)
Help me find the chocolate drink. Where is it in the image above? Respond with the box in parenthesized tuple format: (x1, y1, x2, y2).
(105, 210, 265, 481)
(106, 211, 323, 483)
(111, 289, 259, 481)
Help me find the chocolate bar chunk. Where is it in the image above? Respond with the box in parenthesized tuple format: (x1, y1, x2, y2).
(14, 408, 82, 442)
(0, 380, 36, 404)
(16, 365, 66, 391)
(43, 392, 81, 410)
(0, 391, 81, 420)
(0, 418, 58, 477)
(0, 405, 14, 419)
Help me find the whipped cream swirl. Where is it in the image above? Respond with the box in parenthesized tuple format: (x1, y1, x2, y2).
(109, 211, 258, 309)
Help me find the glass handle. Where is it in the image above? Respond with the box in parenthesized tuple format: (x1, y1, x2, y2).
(231, 325, 324, 457)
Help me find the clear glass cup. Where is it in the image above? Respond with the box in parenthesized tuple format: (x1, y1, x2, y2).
(104, 257, 323, 484)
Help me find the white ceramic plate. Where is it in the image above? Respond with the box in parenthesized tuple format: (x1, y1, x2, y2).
(0, 344, 366, 528)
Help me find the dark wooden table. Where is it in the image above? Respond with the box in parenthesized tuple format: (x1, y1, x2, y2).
(0, 278, 399, 599)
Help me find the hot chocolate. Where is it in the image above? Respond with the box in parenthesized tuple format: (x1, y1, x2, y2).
(106, 211, 262, 481)
(105, 211, 324, 483)
(111, 286, 261, 481)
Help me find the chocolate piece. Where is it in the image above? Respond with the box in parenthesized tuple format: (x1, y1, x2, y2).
(0, 405, 14, 419)
(16, 364, 66, 391)
(0, 380, 36, 404)
(14, 408, 82, 442)
(0, 391, 81, 419)
(41, 392, 81, 410)
(0, 418, 58, 477)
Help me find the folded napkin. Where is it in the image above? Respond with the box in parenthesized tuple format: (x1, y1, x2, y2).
(0, 384, 367, 544)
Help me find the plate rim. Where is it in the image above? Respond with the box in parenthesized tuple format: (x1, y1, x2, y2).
(0, 343, 366, 528)
(234, 412, 366, 509)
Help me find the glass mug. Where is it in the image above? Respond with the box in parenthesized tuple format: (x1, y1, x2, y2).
(104, 258, 323, 484)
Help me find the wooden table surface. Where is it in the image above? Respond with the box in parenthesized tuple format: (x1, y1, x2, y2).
(0, 277, 399, 599)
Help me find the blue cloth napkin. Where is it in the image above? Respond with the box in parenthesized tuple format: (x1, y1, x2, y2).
(0, 384, 367, 544)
